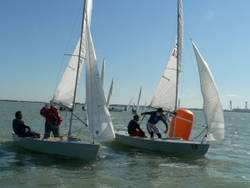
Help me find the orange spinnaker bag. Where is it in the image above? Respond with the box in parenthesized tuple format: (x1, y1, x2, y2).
(169, 108, 194, 140)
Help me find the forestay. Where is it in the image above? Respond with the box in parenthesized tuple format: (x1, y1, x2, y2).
(52, 0, 93, 109)
(85, 23, 115, 142)
(192, 42, 224, 141)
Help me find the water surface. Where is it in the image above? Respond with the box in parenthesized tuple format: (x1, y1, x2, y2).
(0, 101, 249, 188)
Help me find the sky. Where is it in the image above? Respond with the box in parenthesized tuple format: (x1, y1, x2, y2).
(0, 0, 250, 109)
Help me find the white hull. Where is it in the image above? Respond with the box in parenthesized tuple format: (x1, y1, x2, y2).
(115, 131, 209, 156)
(13, 135, 100, 161)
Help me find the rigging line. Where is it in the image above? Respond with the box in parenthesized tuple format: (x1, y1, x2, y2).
(191, 126, 208, 141)
(138, 114, 146, 125)
(62, 126, 84, 136)
(70, 126, 84, 135)
(63, 111, 68, 133)
(72, 113, 88, 127)
(64, 54, 86, 61)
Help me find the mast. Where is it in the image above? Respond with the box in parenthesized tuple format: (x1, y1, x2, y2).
(68, 0, 87, 137)
(175, 0, 183, 111)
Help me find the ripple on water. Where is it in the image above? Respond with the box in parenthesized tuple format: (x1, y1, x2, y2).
(1, 102, 250, 188)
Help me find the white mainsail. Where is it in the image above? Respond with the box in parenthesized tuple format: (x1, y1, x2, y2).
(106, 78, 113, 107)
(151, 0, 183, 111)
(192, 41, 224, 140)
(85, 23, 115, 142)
(52, 0, 93, 109)
(150, 45, 178, 111)
(52, 41, 81, 108)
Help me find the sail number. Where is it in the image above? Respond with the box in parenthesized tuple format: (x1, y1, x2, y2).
(191, 144, 198, 150)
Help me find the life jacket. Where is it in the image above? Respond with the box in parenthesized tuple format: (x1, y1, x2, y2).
(42, 107, 62, 126)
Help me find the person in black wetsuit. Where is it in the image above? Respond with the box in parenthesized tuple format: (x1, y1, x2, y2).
(12, 111, 40, 138)
(127, 115, 146, 137)
(141, 108, 168, 138)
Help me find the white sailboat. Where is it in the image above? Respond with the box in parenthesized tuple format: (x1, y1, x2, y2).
(106, 78, 123, 112)
(125, 97, 134, 111)
(115, 0, 224, 156)
(13, 0, 115, 160)
(136, 87, 142, 113)
(106, 78, 113, 108)
(131, 87, 142, 114)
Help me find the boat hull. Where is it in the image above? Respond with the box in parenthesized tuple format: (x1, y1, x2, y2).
(13, 135, 100, 161)
(115, 131, 209, 156)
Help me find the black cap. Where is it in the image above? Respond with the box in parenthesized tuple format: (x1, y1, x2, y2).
(133, 115, 139, 120)
(157, 108, 163, 112)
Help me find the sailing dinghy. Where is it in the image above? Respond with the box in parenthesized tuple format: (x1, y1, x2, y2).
(13, 0, 115, 161)
(115, 0, 224, 156)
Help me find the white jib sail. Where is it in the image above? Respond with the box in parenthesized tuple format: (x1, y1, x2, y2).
(52, 0, 94, 109)
(106, 78, 113, 107)
(85, 23, 115, 142)
(151, 45, 178, 111)
(192, 41, 224, 140)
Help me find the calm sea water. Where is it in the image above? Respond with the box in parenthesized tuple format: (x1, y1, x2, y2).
(0, 101, 249, 188)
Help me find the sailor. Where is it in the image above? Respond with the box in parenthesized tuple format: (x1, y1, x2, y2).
(127, 115, 146, 137)
(141, 108, 168, 138)
(12, 111, 40, 138)
(40, 103, 63, 139)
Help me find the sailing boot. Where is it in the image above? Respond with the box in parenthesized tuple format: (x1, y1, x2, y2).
(150, 132, 154, 138)
(157, 133, 162, 139)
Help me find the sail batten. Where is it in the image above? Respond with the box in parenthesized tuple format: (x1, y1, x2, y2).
(192, 42, 224, 141)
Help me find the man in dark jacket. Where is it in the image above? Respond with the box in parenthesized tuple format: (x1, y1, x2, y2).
(141, 108, 168, 138)
(12, 111, 40, 138)
(127, 115, 146, 137)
